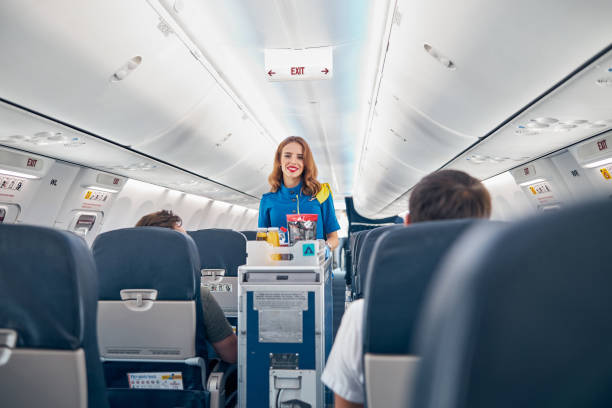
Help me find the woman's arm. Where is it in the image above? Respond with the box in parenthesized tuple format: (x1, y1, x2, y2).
(326, 230, 339, 251)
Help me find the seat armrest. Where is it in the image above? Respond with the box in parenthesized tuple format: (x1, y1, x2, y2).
(207, 361, 237, 408)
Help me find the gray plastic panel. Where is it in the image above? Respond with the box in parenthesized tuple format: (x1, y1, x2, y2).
(97, 300, 196, 359)
(365, 353, 419, 408)
(0, 348, 87, 408)
(201, 276, 238, 315)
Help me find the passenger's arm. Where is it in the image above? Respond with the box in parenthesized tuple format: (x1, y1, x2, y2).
(334, 394, 363, 408)
(200, 286, 238, 363)
(211, 333, 237, 364)
(326, 231, 339, 251)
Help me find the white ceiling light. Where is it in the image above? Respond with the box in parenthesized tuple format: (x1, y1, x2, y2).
(583, 157, 612, 168)
(518, 178, 545, 186)
(83, 185, 120, 193)
(0, 169, 40, 179)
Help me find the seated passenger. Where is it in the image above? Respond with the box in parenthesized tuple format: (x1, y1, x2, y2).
(136, 210, 238, 364)
(321, 170, 492, 407)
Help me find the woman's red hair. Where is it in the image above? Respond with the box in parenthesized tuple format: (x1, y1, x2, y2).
(268, 136, 321, 196)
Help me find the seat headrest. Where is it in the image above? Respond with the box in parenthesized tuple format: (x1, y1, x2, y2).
(355, 225, 403, 298)
(188, 229, 246, 277)
(363, 219, 482, 355)
(0, 224, 97, 350)
(92, 227, 200, 300)
(413, 199, 612, 408)
(240, 230, 257, 241)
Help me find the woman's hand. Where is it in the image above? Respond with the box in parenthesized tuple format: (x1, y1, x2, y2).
(326, 231, 339, 251)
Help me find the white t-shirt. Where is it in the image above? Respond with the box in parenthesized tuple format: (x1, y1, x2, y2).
(321, 299, 365, 404)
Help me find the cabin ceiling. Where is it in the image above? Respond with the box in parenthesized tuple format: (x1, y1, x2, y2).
(0, 0, 610, 218)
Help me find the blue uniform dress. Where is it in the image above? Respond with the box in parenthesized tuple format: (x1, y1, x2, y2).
(258, 181, 340, 240)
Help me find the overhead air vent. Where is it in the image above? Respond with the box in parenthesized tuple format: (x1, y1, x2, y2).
(423, 44, 456, 70)
(110, 56, 143, 82)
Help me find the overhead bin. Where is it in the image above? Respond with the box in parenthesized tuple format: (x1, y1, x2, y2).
(353, 145, 424, 218)
(0, 0, 216, 146)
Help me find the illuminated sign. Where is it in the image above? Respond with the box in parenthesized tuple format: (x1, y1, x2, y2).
(265, 47, 333, 82)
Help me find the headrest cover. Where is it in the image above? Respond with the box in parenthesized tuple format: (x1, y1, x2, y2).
(0, 224, 95, 349)
(93, 227, 200, 300)
(188, 229, 246, 277)
(413, 199, 612, 408)
(363, 219, 480, 355)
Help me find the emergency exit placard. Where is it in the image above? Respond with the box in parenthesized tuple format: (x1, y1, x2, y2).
(265, 47, 333, 82)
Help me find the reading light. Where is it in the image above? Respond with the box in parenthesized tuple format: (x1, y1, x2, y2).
(83, 185, 120, 193)
(583, 157, 612, 169)
(518, 178, 545, 187)
(0, 169, 40, 179)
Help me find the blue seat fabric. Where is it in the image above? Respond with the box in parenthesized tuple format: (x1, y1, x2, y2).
(412, 199, 612, 408)
(0, 224, 109, 408)
(92, 227, 208, 407)
(354, 225, 403, 299)
(188, 229, 247, 277)
(363, 219, 478, 355)
(239, 230, 257, 241)
(350, 230, 371, 295)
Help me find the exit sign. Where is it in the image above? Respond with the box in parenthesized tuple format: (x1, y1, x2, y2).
(265, 47, 333, 82)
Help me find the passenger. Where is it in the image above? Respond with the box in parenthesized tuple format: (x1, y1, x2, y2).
(135, 210, 238, 364)
(321, 170, 492, 407)
(258, 136, 341, 250)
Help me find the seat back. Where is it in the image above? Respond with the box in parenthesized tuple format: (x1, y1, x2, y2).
(239, 230, 257, 241)
(0, 224, 109, 408)
(353, 224, 403, 299)
(412, 199, 612, 408)
(363, 219, 480, 408)
(188, 229, 246, 318)
(188, 229, 247, 277)
(93, 227, 208, 404)
(350, 229, 371, 296)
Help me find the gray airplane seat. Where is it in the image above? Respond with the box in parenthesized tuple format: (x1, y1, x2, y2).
(239, 230, 257, 241)
(188, 229, 246, 324)
(363, 219, 480, 408)
(0, 224, 109, 408)
(350, 229, 371, 299)
(411, 199, 612, 408)
(353, 224, 403, 299)
(93, 227, 233, 408)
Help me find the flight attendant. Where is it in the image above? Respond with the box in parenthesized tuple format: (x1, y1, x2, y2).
(258, 136, 340, 250)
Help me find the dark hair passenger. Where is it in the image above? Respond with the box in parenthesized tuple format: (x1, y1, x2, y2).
(134, 210, 238, 364)
(321, 170, 492, 408)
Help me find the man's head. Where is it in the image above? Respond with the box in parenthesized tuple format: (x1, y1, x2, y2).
(407, 170, 491, 224)
(135, 209, 186, 233)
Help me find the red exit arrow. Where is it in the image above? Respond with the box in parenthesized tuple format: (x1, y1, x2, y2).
(268, 70, 276, 77)
(321, 68, 329, 74)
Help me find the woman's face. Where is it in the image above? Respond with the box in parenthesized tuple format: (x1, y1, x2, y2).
(280, 142, 304, 182)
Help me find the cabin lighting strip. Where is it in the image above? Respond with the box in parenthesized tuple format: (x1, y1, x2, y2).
(83, 185, 120, 193)
(0, 169, 39, 179)
(583, 157, 612, 169)
(518, 178, 545, 187)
